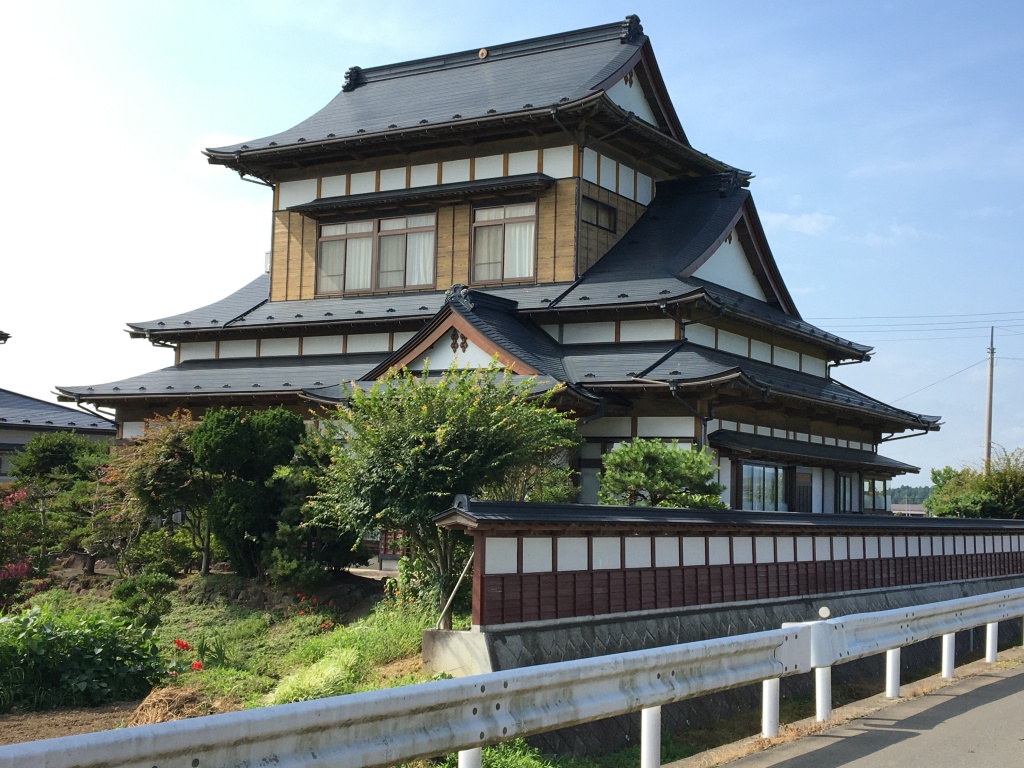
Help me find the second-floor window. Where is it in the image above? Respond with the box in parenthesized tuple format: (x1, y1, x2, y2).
(472, 202, 536, 283)
(581, 196, 616, 232)
(317, 214, 436, 294)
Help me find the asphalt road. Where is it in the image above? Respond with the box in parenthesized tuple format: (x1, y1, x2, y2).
(726, 663, 1024, 768)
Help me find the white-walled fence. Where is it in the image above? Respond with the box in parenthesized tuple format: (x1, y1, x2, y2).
(3, 589, 1024, 768)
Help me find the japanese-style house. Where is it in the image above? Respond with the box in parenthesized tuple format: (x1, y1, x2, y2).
(57, 16, 939, 514)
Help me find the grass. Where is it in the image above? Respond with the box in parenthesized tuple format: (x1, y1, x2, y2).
(23, 573, 440, 710)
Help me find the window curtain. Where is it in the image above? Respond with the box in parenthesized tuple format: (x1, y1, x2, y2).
(377, 234, 406, 288)
(318, 240, 346, 293)
(503, 221, 534, 279)
(474, 226, 502, 281)
(406, 231, 435, 286)
(345, 237, 372, 291)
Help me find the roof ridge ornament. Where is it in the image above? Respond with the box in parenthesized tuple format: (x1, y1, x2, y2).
(620, 14, 643, 44)
(445, 283, 474, 310)
(342, 66, 365, 92)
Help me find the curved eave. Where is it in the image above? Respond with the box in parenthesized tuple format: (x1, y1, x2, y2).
(205, 94, 738, 180)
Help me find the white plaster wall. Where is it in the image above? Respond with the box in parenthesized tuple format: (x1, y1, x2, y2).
(599, 154, 617, 192)
(302, 336, 344, 356)
(801, 356, 828, 377)
(755, 537, 775, 563)
(442, 159, 471, 184)
(261, 337, 300, 357)
(618, 165, 636, 201)
(522, 538, 552, 573)
(542, 146, 574, 178)
(346, 333, 391, 353)
(592, 537, 621, 569)
(558, 537, 588, 571)
(718, 456, 731, 506)
(750, 339, 772, 362)
(683, 537, 706, 566)
(278, 178, 318, 209)
(486, 538, 518, 574)
(577, 416, 632, 437)
(219, 339, 257, 359)
(619, 318, 675, 342)
(606, 73, 660, 126)
(685, 324, 715, 347)
(636, 416, 695, 439)
(349, 171, 376, 194)
(624, 537, 651, 568)
(393, 331, 416, 347)
(655, 537, 679, 567)
(582, 148, 599, 183)
(409, 336, 495, 370)
(692, 234, 766, 300)
(562, 322, 615, 344)
(717, 330, 748, 356)
(708, 537, 730, 565)
(733, 537, 753, 564)
(379, 166, 406, 191)
(179, 341, 216, 361)
(321, 174, 348, 197)
(811, 467, 824, 514)
(637, 173, 653, 205)
(122, 421, 146, 439)
(411, 163, 438, 186)
(774, 347, 800, 371)
(507, 150, 538, 176)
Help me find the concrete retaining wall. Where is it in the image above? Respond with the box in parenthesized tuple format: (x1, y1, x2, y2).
(423, 574, 1024, 755)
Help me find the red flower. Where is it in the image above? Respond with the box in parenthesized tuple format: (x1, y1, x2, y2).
(298, 610, 305, 615)
(191, 661, 203, 671)
(173, 639, 191, 651)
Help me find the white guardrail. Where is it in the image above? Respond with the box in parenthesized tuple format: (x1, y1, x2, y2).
(2, 587, 1024, 768)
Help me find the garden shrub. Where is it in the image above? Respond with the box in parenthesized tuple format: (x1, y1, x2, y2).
(111, 573, 177, 627)
(0, 606, 163, 712)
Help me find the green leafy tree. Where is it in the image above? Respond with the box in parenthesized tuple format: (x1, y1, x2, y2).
(104, 411, 213, 574)
(9, 432, 112, 572)
(265, 429, 368, 586)
(927, 448, 1024, 519)
(599, 439, 726, 508)
(307, 363, 580, 625)
(190, 407, 305, 579)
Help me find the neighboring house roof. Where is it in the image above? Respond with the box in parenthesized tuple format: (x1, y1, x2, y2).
(203, 17, 736, 179)
(0, 388, 115, 434)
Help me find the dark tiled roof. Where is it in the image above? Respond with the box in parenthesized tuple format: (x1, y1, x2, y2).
(561, 339, 939, 429)
(0, 330, 9, 343)
(707, 430, 919, 473)
(436, 499, 1024, 532)
(0, 388, 115, 432)
(207, 20, 649, 157)
(542, 174, 869, 359)
(56, 354, 386, 401)
(128, 275, 270, 336)
(290, 174, 555, 217)
(447, 289, 567, 380)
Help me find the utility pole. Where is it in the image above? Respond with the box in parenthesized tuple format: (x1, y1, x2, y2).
(984, 326, 994, 474)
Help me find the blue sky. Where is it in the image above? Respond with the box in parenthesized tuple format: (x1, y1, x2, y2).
(2, 1, 1022, 482)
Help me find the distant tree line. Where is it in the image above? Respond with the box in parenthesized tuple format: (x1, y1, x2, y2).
(889, 485, 932, 505)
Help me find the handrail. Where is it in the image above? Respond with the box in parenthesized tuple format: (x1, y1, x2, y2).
(3, 588, 1024, 768)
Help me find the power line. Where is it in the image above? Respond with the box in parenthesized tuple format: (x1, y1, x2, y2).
(890, 358, 988, 404)
(806, 310, 1024, 321)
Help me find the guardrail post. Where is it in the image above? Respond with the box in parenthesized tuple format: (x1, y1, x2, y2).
(762, 678, 780, 737)
(459, 747, 482, 768)
(641, 706, 661, 768)
(942, 632, 955, 678)
(986, 622, 999, 662)
(815, 666, 832, 722)
(885, 648, 900, 698)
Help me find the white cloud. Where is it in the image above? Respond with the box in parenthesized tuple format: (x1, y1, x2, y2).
(863, 222, 919, 247)
(761, 212, 838, 235)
